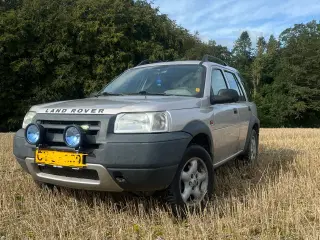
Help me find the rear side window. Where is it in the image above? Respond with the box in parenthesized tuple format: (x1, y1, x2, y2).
(211, 69, 227, 95)
(224, 71, 246, 101)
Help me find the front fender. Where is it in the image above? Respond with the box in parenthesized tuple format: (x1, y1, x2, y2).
(182, 120, 213, 157)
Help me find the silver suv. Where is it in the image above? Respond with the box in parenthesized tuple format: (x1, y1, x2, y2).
(13, 55, 260, 209)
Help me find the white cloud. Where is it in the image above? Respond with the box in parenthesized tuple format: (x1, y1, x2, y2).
(152, 0, 320, 49)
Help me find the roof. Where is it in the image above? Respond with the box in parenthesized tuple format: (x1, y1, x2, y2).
(132, 60, 239, 73)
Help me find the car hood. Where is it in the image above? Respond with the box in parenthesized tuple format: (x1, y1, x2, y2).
(30, 96, 204, 115)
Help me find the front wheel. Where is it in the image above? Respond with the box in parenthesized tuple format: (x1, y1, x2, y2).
(164, 145, 214, 213)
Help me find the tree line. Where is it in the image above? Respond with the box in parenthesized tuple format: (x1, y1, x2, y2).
(1, 0, 319, 131)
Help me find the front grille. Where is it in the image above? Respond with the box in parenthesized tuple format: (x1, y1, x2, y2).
(38, 120, 100, 134)
(38, 165, 99, 180)
(39, 120, 100, 126)
(36, 119, 101, 147)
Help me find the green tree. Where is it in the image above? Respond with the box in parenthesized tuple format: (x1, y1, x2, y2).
(256, 21, 320, 127)
(0, 0, 22, 11)
(251, 36, 266, 98)
(232, 31, 253, 97)
(184, 38, 231, 64)
(266, 35, 279, 55)
(0, 0, 220, 131)
(0, 0, 319, 130)
(262, 35, 280, 85)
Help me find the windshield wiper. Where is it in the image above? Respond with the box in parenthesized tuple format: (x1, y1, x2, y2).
(95, 92, 125, 97)
(96, 91, 175, 97)
(127, 91, 170, 96)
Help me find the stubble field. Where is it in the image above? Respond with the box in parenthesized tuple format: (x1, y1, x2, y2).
(0, 129, 320, 239)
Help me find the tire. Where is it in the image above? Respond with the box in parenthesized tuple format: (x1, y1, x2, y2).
(164, 145, 214, 215)
(240, 129, 259, 165)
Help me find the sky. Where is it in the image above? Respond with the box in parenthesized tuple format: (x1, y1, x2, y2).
(151, 0, 320, 49)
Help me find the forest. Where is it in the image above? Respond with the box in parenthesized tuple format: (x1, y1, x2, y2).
(1, 0, 319, 131)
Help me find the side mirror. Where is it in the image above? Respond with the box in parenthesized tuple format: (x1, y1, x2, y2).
(210, 89, 239, 104)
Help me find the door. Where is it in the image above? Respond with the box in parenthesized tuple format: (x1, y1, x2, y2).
(223, 71, 250, 150)
(210, 68, 240, 163)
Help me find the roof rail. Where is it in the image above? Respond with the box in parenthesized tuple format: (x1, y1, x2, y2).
(136, 59, 162, 66)
(200, 54, 228, 66)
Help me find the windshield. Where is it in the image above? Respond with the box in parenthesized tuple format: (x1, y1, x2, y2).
(100, 64, 206, 97)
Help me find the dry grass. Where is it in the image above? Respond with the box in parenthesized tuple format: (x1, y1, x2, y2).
(1, 129, 320, 240)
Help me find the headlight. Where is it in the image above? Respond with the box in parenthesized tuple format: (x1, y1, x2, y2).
(24, 123, 44, 145)
(22, 111, 36, 129)
(114, 112, 169, 133)
(63, 126, 83, 148)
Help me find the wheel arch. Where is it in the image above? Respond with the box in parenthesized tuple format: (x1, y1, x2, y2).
(182, 120, 214, 161)
(243, 115, 260, 151)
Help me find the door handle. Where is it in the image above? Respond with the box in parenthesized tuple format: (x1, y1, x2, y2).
(233, 108, 238, 114)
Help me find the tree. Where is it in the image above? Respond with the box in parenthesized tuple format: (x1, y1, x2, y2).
(184, 38, 231, 64)
(251, 36, 266, 98)
(256, 21, 320, 127)
(232, 31, 253, 97)
(0, 0, 22, 11)
(261, 35, 280, 85)
(0, 0, 225, 131)
(232, 31, 252, 56)
(0, 0, 319, 130)
(266, 35, 279, 55)
(275, 21, 320, 127)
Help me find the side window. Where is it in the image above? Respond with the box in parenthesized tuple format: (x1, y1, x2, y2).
(211, 69, 227, 95)
(224, 71, 246, 101)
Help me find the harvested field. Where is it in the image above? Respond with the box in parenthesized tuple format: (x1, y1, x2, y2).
(1, 129, 319, 239)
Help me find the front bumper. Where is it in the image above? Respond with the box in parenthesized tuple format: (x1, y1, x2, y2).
(13, 129, 192, 192)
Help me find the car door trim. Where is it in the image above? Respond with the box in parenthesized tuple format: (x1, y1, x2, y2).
(213, 150, 243, 169)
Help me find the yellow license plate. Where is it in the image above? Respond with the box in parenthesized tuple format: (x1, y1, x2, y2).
(35, 149, 87, 168)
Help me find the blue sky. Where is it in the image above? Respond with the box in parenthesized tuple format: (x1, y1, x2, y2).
(151, 0, 320, 49)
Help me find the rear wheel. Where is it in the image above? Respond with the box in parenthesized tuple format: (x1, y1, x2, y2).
(240, 129, 259, 164)
(164, 145, 214, 214)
